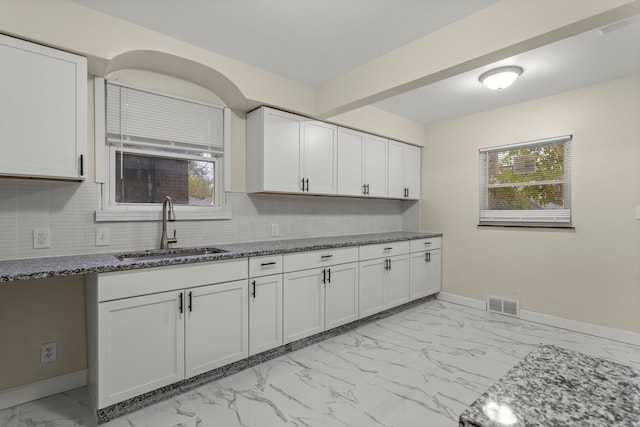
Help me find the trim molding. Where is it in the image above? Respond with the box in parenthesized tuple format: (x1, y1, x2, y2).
(0, 369, 87, 410)
(437, 292, 640, 347)
(437, 291, 486, 311)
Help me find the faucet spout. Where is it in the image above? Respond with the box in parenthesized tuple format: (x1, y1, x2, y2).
(160, 196, 178, 249)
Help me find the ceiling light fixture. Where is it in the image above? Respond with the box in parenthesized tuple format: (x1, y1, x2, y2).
(479, 66, 523, 90)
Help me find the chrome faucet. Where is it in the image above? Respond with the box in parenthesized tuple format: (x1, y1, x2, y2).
(160, 196, 178, 249)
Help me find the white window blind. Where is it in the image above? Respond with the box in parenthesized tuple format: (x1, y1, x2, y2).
(106, 82, 224, 153)
(479, 135, 572, 226)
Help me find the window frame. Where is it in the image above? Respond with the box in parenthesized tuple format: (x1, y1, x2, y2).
(94, 77, 232, 222)
(478, 135, 573, 228)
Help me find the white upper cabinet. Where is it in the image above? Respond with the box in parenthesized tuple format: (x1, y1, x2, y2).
(337, 127, 366, 196)
(364, 134, 388, 198)
(0, 34, 87, 180)
(337, 128, 388, 198)
(388, 140, 421, 200)
(303, 120, 338, 195)
(248, 106, 420, 200)
(247, 107, 337, 195)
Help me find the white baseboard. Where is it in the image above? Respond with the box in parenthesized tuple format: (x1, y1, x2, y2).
(437, 292, 640, 347)
(0, 369, 87, 410)
(519, 310, 640, 347)
(437, 292, 486, 311)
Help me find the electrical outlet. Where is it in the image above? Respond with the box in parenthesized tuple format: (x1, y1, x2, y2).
(271, 223, 278, 237)
(41, 341, 57, 364)
(33, 228, 51, 249)
(96, 227, 110, 246)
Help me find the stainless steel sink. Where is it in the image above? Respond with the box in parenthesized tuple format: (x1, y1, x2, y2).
(116, 247, 227, 261)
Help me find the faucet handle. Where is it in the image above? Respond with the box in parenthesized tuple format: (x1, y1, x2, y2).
(168, 229, 178, 244)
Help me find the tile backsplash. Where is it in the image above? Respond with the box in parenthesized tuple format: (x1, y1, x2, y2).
(0, 179, 419, 260)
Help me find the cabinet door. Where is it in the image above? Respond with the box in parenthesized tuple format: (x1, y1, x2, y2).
(185, 280, 248, 378)
(363, 135, 388, 198)
(249, 274, 283, 356)
(97, 291, 184, 408)
(425, 249, 442, 296)
(262, 108, 303, 193)
(325, 262, 359, 329)
(283, 268, 325, 344)
(409, 251, 428, 300)
(337, 127, 365, 196)
(303, 120, 337, 195)
(385, 255, 410, 308)
(387, 140, 405, 198)
(0, 34, 86, 180)
(404, 144, 421, 200)
(358, 258, 386, 318)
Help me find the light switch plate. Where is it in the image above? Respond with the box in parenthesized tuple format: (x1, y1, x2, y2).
(96, 227, 110, 246)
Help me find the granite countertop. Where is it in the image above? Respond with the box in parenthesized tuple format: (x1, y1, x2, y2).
(459, 344, 640, 427)
(0, 231, 441, 282)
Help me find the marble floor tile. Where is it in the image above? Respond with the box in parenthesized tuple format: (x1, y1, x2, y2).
(14, 387, 94, 427)
(0, 406, 18, 427)
(3, 300, 639, 427)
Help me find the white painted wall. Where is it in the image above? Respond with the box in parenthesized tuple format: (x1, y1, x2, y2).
(422, 75, 640, 333)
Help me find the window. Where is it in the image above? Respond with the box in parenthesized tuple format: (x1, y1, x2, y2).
(95, 79, 231, 221)
(479, 135, 572, 227)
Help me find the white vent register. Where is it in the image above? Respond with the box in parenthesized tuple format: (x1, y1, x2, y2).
(487, 295, 520, 317)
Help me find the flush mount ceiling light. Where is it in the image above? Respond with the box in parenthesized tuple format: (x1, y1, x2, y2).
(479, 66, 523, 90)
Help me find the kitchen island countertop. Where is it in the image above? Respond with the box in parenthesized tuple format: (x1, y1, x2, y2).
(0, 231, 441, 282)
(459, 344, 640, 427)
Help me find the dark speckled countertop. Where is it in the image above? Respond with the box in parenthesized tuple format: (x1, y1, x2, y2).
(0, 231, 441, 282)
(459, 344, 640, 427)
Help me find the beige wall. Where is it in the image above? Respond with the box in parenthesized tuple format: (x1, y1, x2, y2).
(422, 75, 640, 333)
(0, 275, 86, 389)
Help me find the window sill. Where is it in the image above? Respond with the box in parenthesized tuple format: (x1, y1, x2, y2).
(95, 209, 232, 222)
(477, 223, 575, 230)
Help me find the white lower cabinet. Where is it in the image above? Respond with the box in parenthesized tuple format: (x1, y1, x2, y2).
(358, 242, 410, 318)
(283, 268, 325, 343)
(409, 237, 442, 300)
(324, 262, 359, 329)
(249, 274, 283, 355)
(87, 259, 248, 409)
(185, 280, 248, 378)
(87, 237, 441, 411)
(283, 262, 359, 344)
(283, 247, 359, 344)
(96, 280, 248, 408)
(98, 291, 185, 407)
(358, 258, 386, 317)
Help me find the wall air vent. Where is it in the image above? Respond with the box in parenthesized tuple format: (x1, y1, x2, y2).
(486, 295, 520, 317)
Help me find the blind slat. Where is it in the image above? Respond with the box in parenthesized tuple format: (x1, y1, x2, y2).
(106, 82, 224, 151)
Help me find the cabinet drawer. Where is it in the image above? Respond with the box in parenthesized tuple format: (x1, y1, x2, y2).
(359, 241, 410, 260)
(97, 258, 248, 302)
(249, 254, 283, 277)
(410, 237, 442, 253)
(284, 246, 358, 272)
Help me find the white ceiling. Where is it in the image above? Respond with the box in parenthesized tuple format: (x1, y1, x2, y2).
(70, 0, 640, 125)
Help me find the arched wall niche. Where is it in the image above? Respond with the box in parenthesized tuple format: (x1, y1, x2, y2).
(103, 50, 256, 111)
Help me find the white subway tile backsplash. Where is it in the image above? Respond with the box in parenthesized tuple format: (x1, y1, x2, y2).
(0, 179, 419, 260)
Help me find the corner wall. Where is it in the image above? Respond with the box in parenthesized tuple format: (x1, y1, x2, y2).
(422, 75, 640, 333)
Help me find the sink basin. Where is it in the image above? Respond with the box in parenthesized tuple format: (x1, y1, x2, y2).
(116, 247, 227, 261)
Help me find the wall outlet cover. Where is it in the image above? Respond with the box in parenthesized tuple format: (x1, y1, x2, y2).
(41, 341, 57, 364)
(33, 228, 51, 249)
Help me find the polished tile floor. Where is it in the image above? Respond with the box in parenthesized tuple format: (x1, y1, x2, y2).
(2, 300, 639, 427)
